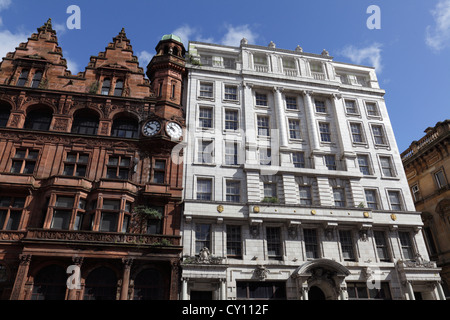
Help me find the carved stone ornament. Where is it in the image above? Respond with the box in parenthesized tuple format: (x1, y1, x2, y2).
(185, 247, 224, 265)
(217, 205, 224, 213)
(254, 265, 268, 280)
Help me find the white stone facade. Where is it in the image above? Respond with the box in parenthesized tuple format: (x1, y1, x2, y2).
(180, 40, 444, 300)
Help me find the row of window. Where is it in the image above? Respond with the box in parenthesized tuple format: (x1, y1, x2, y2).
(197, 83, 380, 117)
(8, 148, 166, 183)
(194, 223, 416, 263)
(15, 68, 126, 97)
(194, 177, 406, 211)
(0, 194, 163, 234)
(0, 104, 140, 138)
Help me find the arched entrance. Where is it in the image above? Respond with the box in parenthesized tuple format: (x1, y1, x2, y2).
(293, 259, 350, 300)
(31, 265, 67, 300)
(308, 286, 326, 300)
(84, 267, 118, 300)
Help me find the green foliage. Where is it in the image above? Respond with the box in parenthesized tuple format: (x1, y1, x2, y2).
(262, 197, 279, 204)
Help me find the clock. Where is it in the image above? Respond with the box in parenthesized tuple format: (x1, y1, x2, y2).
(166, 122, 183, 140)
(142, 120, 161, 137)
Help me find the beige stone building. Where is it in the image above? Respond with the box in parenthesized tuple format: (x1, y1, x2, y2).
(401, 119, 450, 298)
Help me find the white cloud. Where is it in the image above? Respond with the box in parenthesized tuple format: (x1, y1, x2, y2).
(426, 0, 450, 51)
(339, 43, 383, 73)
(0, 0, 11, 11)
(0, 30, 30, 62)
(65, 57, 80, 75)
(220, 24, 258, 46)
(137, 50, 153, 67)
(53, 22, 67, 36)
(171, 24, 213, 47)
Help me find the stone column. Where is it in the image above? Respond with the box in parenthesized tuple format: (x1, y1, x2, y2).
(302, 91, 320, 152)
(220, 278, 227, 300)
(10, 254, 32, 300)
(170, 260, 180, 300)
(120, 258, 133, 300)
(302, 286, 309, 300)
(181, 278, 189, 300)
(67, 256, 84, 300)
(273, 87, 288, 148)
(406, 281, 415, 300)
(436, 281, 446, 300)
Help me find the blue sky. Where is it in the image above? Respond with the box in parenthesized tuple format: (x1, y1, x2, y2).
(0, 0, 449, 152)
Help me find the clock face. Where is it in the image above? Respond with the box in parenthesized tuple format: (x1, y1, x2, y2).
(166, 122, 183, 140)
(142, 120, 161, 137)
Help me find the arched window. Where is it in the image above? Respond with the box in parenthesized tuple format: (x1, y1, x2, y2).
(114, 79, 124, 97)
(24, 107, 53, 131)
(31, 71, 43, 88)
(101, 78, 111, 95)
(31, 265, 67, 300)
(111, 115, 138, 138)
(84, 267, 117, 300)
(17, 69, 29, 86)
(133, 268, 165, 300)
(0, 102, 11, 127)
(71, 109, 99, 135)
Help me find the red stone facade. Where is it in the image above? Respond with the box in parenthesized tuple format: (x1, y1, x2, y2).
(0, 19, 186, 300)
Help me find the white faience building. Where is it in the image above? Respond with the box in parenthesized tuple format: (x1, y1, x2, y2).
(179, 39, 444, 300)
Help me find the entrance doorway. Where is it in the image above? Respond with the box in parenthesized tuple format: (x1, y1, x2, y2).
(309, 286, 326, 300)
(190, 290, 213, 300)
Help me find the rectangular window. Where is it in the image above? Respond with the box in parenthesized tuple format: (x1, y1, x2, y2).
(224, 58, 236, 70)
(200, 55, 213, 66)
(286, 96, 298, 110)
(366, 102, 380, 117)
(266, 227, 282, 260)
(350, 123, 365, 143)
(364, 189, 379, 210)
(225, 109, 239, 130)
(319, 122, 331, 142)
(255, 93, 268, 107)
(226, 180, 240, 203)
(411, 185, 420, 201)
(199, 107, 213, 129)
(357, 154, 371, 175)
(304, 229, 319, 259)
(324, 155, 337, 171)
(293, 152, 305, 168)
(333, 188, 346, 207)
(99, 199, 121, 232)
(263, 183, 277, 199)
(63, 152, 88, 177)
(197, 140, 214, 164)
(380, 156, 395, 177)
(227, 225, 242, 258)
(259, 147, 272, 166)
(152, 160, 166, 184)
(299, 186, 312, 205)
(106, 156, 131, 180)
(10, 149, 39, 174)
(388, 191, 402, 211)
(398, 231, 414, 260)
(257, 115, 270, 136)
(0, 196, 25, 231)
(345, 100, 358, 114)
(374, 231, 390, 262)
(372, 125, 387, 145)
(339, 230, 355, 261)
(236, 281, 286, 300)
(314, 100, 326, 113)
(435, 170, 447, 189)
(288, 119, 301, 139)
(196, 178, 212, 201)
(224, 85, 238, 100)
(195, 224, 211, 254)
(199, 82, 213, 98)
(225, 142, 238, 165)
(347, 282, 391, 300)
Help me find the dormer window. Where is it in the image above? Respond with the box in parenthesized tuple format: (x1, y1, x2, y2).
(17, 69, 29, 86)
(114, 79, 124, 97)
(31, 71, 43, 88)
(101, 78, 111, 95)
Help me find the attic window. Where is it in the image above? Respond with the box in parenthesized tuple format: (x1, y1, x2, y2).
(17, 69, 29, 87)
(114, 80, 124, 97)
(101, 78, 111, 95)
(31, 71, 43, 88)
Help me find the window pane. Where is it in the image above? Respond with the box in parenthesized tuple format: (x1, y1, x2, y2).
(197, 179, 212, 200)
(304, 229, 318, 259)
(6, 211, 21, 230)
(51, 210, 71, 230)
(100, 212, 118, 232)
(23, 162, 36, 174)
(102, 200, 120, 210)
(12, 198, 26, 208)
(195, 224, 211, 253)
(55, 197, 75, 208)
(0, 197, 11, 207)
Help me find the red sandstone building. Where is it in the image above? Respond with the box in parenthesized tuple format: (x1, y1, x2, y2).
(0, 19, 186, 300)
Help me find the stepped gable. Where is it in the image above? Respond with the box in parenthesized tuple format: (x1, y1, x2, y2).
(0, 18, 74, 89)
(83, 28, 151, 99)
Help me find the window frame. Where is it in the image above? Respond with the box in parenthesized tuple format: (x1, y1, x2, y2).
(0, 196, 26, 231)
(339, 230, 356, 261)
(10, 148, 39, 175)
(257, 115, 270, 137)
(357, 154, 372, 176)
(434, 169, 447, 189)
(387, 190, 404, 211)
(349, 122, 366, 144)
(63, 152, 89, 177)
(288, 118, 302, 140)
(199, 81, 214, 99)
(196, 177, 213, 201)
(303, 228, 319, 259)
(318, 122, 331, 143)
(364, 189, 380, 210)
(225, 180, 241, 203)
(106, 155, 133, 180)
(371, 124, 389, 147)
(379, 155, 396, 178)
(266, 226, 283, 260)
(197, 139, 215, 164)
(224, 84, 238, 101)
(198, 106, 214, 129)
(224, 108, 239, 131)
(226, 225, 242, 259)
